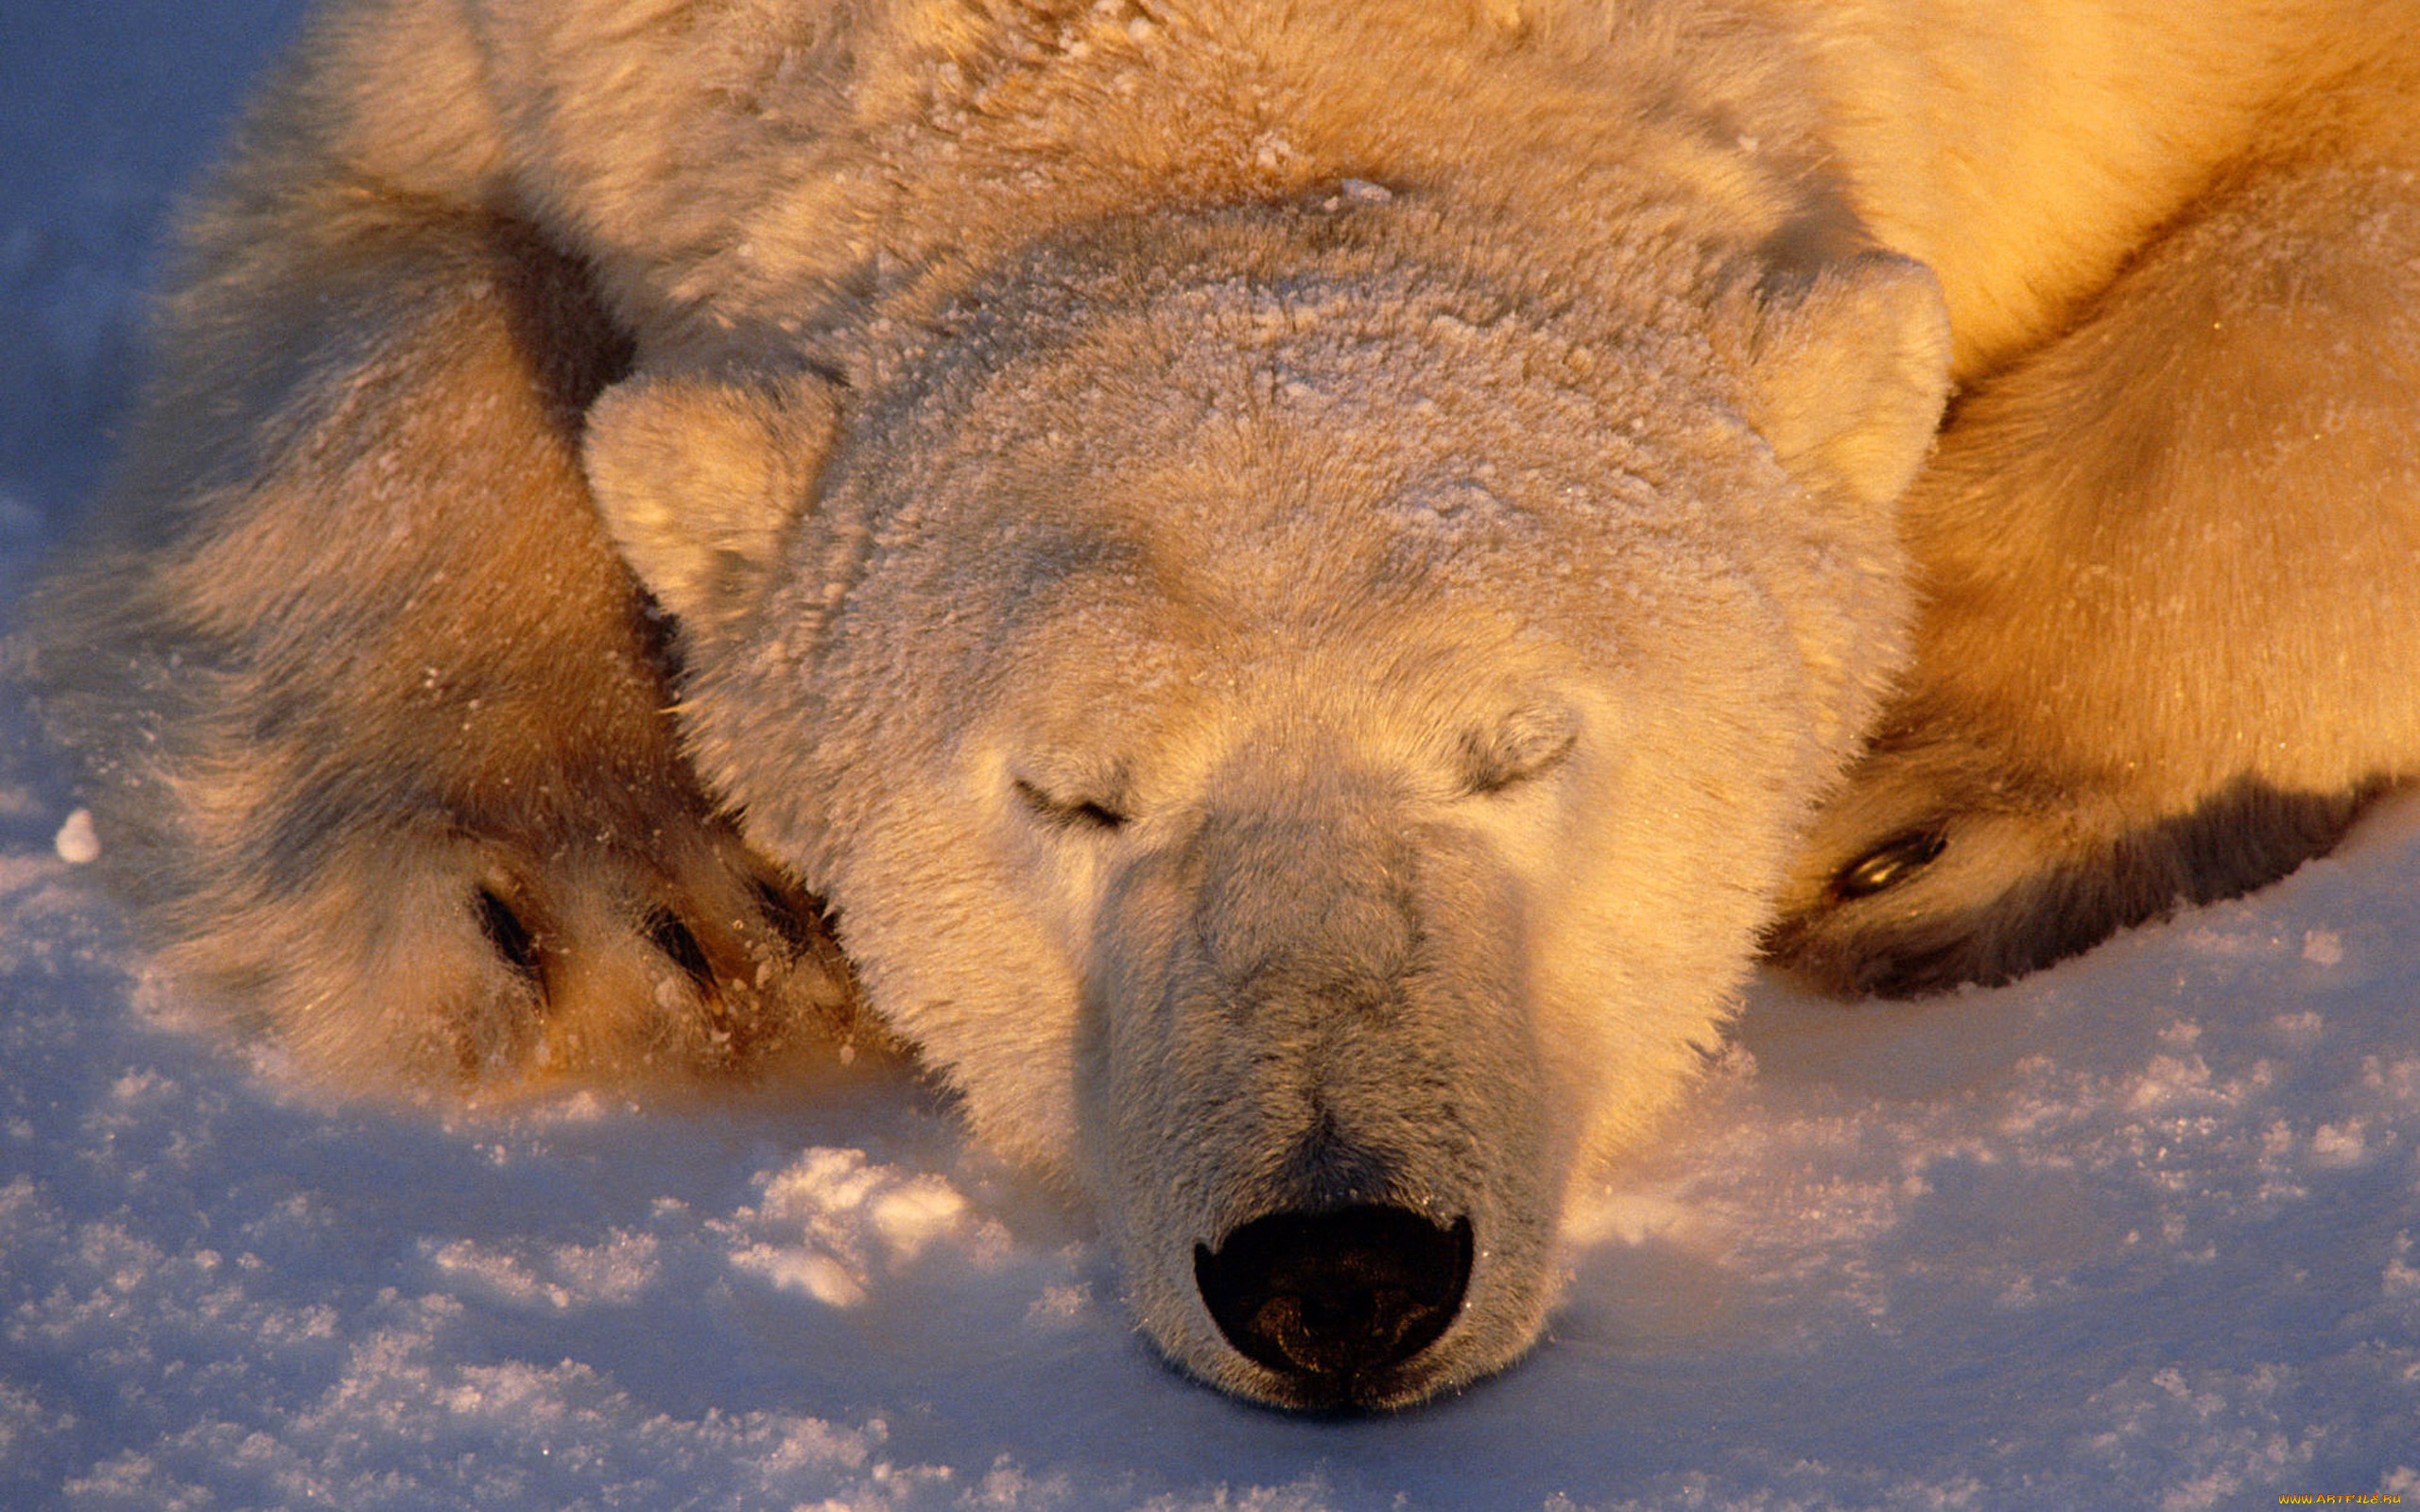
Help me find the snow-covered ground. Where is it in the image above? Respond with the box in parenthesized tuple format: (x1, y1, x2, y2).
(5, 6, 2418, 1507)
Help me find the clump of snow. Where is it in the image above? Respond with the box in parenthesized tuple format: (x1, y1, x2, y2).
(718, 1146, 990, 1307)
(51, 810, 99, 866)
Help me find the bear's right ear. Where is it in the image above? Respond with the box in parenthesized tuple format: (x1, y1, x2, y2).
(582, 371, 839, 627)
(1739, 251, 1953, 510)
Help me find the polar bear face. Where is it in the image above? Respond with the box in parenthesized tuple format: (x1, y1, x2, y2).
(587, 215, 1947, 1406)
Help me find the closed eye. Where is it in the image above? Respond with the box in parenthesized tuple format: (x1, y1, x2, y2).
(1461, 746, 1568, 797)
(1014, 778, 1131, 832)
(1458, 706, 1580, 797)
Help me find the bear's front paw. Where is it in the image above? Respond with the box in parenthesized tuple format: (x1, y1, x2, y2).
(455, 821, 872, 1078)
(156, 807, 873, 1091)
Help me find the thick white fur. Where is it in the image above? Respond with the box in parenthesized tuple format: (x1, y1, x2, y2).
(29, 0, 2418, 1406)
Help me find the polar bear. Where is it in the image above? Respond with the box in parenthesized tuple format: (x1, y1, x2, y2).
(29, 0, 2420, 1408)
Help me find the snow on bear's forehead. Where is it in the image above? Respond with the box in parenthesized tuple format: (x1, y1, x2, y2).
(1029, 270, 1713, 469)
(858, 275, 1737, 593)
(842, 201, 1735, 483)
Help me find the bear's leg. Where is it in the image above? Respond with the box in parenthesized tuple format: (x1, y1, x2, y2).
(35, 194, 866, 1087)
(1769, 140, 2420, 995)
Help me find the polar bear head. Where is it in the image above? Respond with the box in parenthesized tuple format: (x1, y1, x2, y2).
(586, 205, 1947, 1407)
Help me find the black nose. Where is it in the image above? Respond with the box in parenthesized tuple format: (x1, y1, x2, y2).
(1194, 1204, 1475, 1397)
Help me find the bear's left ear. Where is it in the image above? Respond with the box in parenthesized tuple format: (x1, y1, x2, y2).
(582, 370, 839, 628)
(1739, 251, 1953, 508)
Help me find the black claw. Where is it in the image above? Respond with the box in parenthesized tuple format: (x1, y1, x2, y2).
(644, 908, 717, 995)
(475, 886, 543, 985)
(748, 875, 824, 960)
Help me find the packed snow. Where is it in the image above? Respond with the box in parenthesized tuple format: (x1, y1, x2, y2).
(4, 5, 2417, 1507)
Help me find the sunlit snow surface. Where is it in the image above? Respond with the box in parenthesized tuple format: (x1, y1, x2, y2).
(4, 6, 2418, 1506)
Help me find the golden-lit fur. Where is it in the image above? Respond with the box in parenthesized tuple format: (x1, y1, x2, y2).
(1765, 7, 2420, 990)
(27, 0, 2417, 1405)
